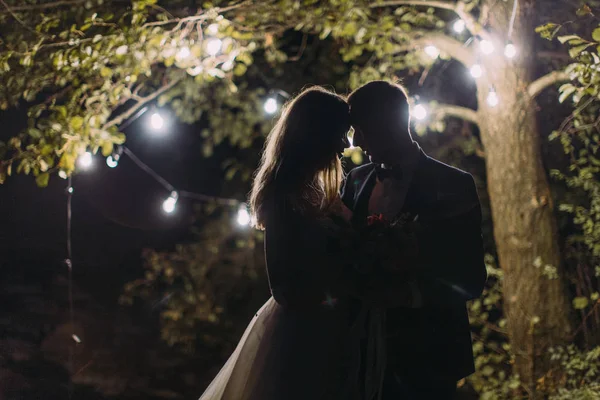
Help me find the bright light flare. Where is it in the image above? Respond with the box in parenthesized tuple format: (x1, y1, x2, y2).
(206, 38, 222, 56)
(470, 64, 483, 78)
(236, 205, 251, 227)
(487, 88, 499, 108)
(176, 46, 191, 60)
(424, 45, 440, 59)
(412, 104, 428, 121)
(479, 39, 495, 55)
(77, 151, 93, 170)
(264, 97, 278, 114)
(453, 19, 466, 33)
(206, 23, 219, 36)
(150, 112, 165, 130)
(162, 191, 178, 214)
(504, 42, 517, 59)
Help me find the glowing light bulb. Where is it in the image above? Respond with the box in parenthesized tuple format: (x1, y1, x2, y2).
(479, 39, 495, 55)
(504, 42, 517, 59)
(176, 46, 191, 60)
(162, 191, 178, 214)
(412, 104, 428, 121)
(106, 155, 119, 168)
(470, 64, 483, 78)
(236, 205, 251, 226)
(207, 23, 219, 36)
(77, 151, 93, 170)
(150, 112, 164, 130)
(487, 88, 499, 107)
(264, 97, 278, 114)
(424, 45, 440, 59)
(453, 19, 466, 33)
(206, 38, 222, 56)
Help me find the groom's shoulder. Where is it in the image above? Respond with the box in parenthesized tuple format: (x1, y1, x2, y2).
(424, 155, 472, 183)
(346, 163, 375, 180)
(422, 155, 477, 198)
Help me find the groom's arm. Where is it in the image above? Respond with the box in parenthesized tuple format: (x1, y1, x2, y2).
(417, 174, 487, 307)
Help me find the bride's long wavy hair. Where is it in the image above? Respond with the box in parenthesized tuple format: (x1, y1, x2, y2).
(249, 86, 350, 229)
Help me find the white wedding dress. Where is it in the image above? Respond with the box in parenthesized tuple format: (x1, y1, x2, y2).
(199, 205, 354, 400)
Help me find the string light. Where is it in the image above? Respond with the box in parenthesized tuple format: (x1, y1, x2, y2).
(479, 39, 495, 55)
(236, 204, 251, 226)
(162, 191, 178, 214)
(264, 97, 278, 114)
(412, 104, 428, 121)
(77, 151, 93, 170)
(487, 87, 499, 107)
(176, 46, 191, 61)
(206, 38, 222, 56)
(106, 155, 119, 168)
(149, 111, 165, 130)
(453, 19, 466, 33)
(504, 41, 517, 59)
(470, 63, 483, 78)
(424, 45, 440, 59)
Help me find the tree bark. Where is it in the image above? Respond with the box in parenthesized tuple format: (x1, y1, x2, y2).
(477, 0, 573, 393)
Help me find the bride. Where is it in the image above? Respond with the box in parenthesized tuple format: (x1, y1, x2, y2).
(198, 86, 360, 400)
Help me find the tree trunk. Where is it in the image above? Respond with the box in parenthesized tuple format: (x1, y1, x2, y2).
(477, 1, 572, 392)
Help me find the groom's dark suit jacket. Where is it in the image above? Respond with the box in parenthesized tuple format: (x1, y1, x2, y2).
(341, 149, 487, 382)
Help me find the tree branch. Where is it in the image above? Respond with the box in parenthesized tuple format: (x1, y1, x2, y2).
(104, 78, 181, 129)
(527, 70, 570, 98)
(432, 104, 479, 126)
(0, 0, 86, 12)
(370, 0, 489, 39)
(398, 31, 474, 66)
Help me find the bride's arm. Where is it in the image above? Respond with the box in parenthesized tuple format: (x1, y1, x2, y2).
(264, 212, 350, 311)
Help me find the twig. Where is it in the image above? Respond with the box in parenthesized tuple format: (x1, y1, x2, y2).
(288, 33, 308, 62)
(0, 0, 86, 12)
(104, 78, 181, 129)
(0, 0, 41, 35)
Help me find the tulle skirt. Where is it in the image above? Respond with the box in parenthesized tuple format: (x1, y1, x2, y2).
(199, 296, 353, 400)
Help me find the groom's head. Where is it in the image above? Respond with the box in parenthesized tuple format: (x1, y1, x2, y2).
(348, 80, 414, 164)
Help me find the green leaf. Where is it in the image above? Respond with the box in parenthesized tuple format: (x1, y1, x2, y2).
(100, 66, 112, 77)
(569, 43, 592, 58)
(593, 27, 600, 42)
(36, 172, 50, 187)
(558, 35, 583, 44)
(559, 85, 577, 103)
(573, 296, 589, 309)
(70, 116, 84, 131)
(101, 141, 114, 157)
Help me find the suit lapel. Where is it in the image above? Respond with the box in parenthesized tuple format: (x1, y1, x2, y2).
(351, 165, 377, 224)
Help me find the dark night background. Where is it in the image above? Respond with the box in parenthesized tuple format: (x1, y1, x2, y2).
(0, 103, 253, 398)
(0, 51, 573, 400)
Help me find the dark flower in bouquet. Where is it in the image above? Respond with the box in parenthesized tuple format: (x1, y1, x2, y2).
(354, 212, 420, 279)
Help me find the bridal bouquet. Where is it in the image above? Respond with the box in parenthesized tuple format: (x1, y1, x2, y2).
(353, 212, 420, 278)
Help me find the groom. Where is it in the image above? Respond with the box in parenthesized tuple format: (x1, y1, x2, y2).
(342, 81, 487, 399)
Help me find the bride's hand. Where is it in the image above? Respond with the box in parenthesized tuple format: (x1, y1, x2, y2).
(331, 196, 353, 221)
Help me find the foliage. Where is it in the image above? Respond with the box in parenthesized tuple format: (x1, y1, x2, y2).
(120, 206, 267, 353)
(465, 256, 521, 400)
(549, 25, 600, 337)
(466, 255, 600, 399)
